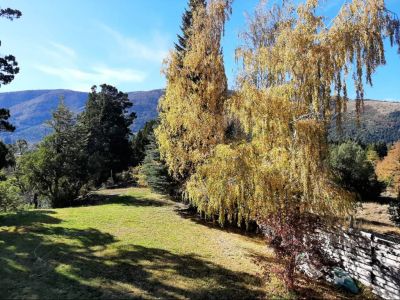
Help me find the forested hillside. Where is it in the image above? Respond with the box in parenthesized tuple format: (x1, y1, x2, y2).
(1, 89, 399, 145)
(329, 100, 400, 144)
(0, 89, 163, 143)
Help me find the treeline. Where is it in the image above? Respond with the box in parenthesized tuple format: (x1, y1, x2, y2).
(0, 85, 143, 209)
(329, 109, 400, 144)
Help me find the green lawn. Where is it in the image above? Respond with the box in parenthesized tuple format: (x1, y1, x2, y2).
(0, 187, 272, 299)
(0, 187, 375, 299)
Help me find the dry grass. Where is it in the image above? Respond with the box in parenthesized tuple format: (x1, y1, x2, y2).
(355, 202, 400, 236)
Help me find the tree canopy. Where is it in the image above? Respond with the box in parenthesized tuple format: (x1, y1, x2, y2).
(159, 0, 400, 288)
(156, 0, 232, 182)
(80, 84, 136, 185)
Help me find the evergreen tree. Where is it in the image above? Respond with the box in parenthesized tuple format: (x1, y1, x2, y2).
(18, 101, 88, 208)
(80, 84, 135, 185)
(140, 132, 178, 196)
(0, 7, 21, 88)
(131, 120, 157, 166)
(0, 7, 21, 166)
(329, 141, 384, 200)
(175, 0, 207, 63)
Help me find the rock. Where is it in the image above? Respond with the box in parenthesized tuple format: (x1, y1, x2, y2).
(296, 253, 324, 279)
(326, 267, 359, 294)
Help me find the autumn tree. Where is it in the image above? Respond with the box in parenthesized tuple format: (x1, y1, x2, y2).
(186, 0, 399, 289)
(156, 0, 232, 184)
(175, 0, 207, 64)
(376, 141, 400, 194)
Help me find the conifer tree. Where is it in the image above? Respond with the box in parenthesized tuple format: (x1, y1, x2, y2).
(156, 0, 232, 184)
(80, 84, 135, 185)
(131, 120, 157, 166)
(175, 0, 207, 64)
(19, 100, 88, 208)
(140, 131, 178, 196)
(0, 7, 21, 138)
(186, 0, 400, 288)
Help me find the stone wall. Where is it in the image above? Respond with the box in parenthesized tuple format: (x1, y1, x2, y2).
(321, 228, 400, 299)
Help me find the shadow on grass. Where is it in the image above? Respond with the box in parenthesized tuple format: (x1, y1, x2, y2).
(73, 193, 169, 208)
(0, 210, 60, 227)
(176, 207, 261, 238)
(0, 209, 263, 299)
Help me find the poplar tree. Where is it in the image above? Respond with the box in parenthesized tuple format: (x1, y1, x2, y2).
(186, 0, 400, 288)
(156, 0, 232, 183)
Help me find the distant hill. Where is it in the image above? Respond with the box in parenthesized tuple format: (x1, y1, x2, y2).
(329, 100, 400, 144)
(0, 89, 163, 144)
(0, 89, 398, 144)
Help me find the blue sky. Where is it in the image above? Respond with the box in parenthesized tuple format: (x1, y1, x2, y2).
(0, 0, 399, 100)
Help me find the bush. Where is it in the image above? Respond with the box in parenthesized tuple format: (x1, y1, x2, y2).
(0, 178, 22, 212)
(329, 141, 385, 201)
(139, 133, 178, 196)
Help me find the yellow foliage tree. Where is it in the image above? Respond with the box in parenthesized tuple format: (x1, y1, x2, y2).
(186, 0, 399, 288)
(156, 0, 232, 183)
(376, 142, 400, 194)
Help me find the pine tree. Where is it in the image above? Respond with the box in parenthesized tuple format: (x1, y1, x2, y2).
(0, 7, 21, 139)
(140, 132, 178, 196)
(131, 120, 157, 166)
(80, 84, 135, 185)
(0, 7, 21, 88)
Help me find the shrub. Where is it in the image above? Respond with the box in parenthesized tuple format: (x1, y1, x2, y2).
(329, 141, 385, 201)
(0, 178, 22, 212)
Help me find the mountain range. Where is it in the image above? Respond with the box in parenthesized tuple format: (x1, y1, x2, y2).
(0, 89, 163, 144)
(0, 89, 399, 145)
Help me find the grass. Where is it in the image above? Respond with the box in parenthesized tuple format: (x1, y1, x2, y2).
(0, 187, 376, 299)
(355, 201, 400, 236)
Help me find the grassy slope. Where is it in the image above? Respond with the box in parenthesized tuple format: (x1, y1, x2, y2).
(0, 188, 375, 299)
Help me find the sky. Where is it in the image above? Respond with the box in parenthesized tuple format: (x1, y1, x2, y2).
(0, 0, 399, 100)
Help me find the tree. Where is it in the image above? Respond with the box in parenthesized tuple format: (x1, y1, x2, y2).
(175, 0, 207, 64)
(0, 7, 21, 166)
(156, 0, 232, 183)
(80, 84, 135, 185)
(185, 0, 399, 289)
(0, 177, 21, 212)
(369, 141, 388, 159)
(376, 141, 400, 194)
(18, 101, 88, 208)
(329, 141, 384, 200)
(0, 7, 21, 88)
(131, 120, 157, 166)
(140, 131, 178, 196)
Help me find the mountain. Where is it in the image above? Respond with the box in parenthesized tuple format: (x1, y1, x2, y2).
(0, 89, 163, 144)
(0, 89, 398, 145)
(329, 100, 400, 145)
